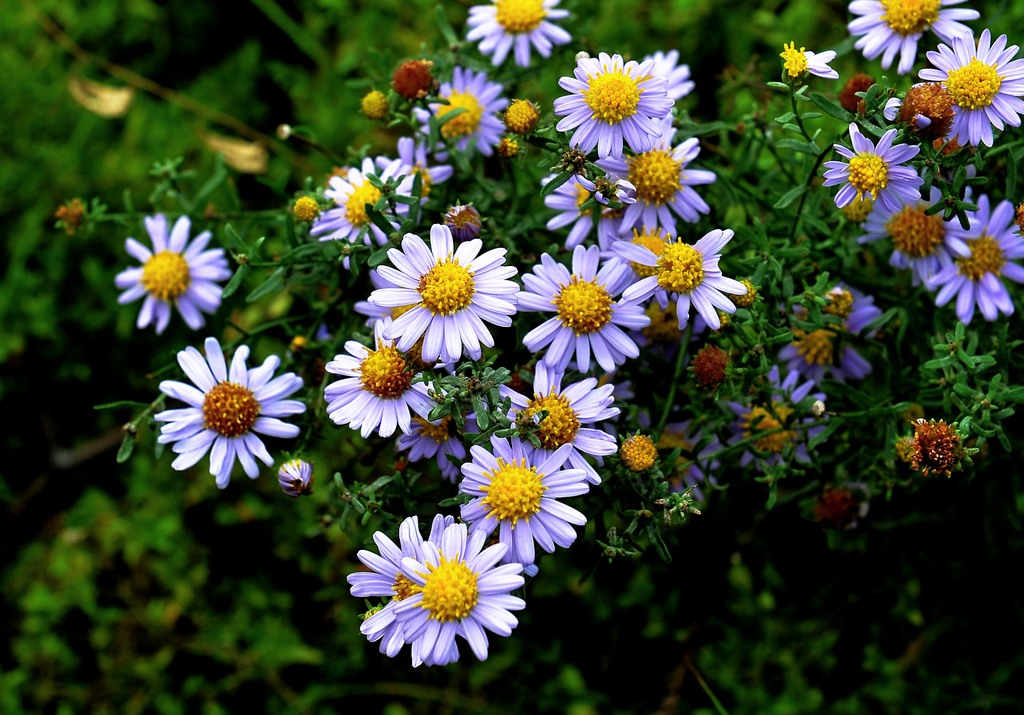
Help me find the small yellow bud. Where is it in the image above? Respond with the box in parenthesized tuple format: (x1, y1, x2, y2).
(620, 435, 658, 473)
(504, 99, 539, 134)
(497, 137, 519, 158)
(361, 90, 389, 120)
(292, 196, 320, 222)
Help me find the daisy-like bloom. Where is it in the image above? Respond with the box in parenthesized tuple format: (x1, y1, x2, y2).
(645, 49, 695, 101)
(387, 136, 453, 203)
(780, 41, 839, 80)
(155, 337, 306, 489)
(599, 115, 715, 236)
(848, 0, 979, 75)
(928, 195, 1024, 323)
(324, 318, 433, 438)
(368, 224, 519, 365)
(615, 229, 748, 331)
(392, 521, 527, 666)
(278, 458, 314, 497)
(822, 123, 923, 213)
(500, 361, 619, 484)
(519, 245, 649, 373)
(778, 284, 881, 384)
(415, 67, 508, 157)
(459, 435, 590, 564)
(348, 514, 456, 666)
(311, 156, 412, 256)
(726, 366, 826, 472)
(466, 0, 571, 68)
(396, 399, 467, 483)
(858, 185, 968, 284)
(542, 174, 626, 250)
(554, 52, 673, 160)
(115, 214, 231, 335)
(919, 29, 1024, 147)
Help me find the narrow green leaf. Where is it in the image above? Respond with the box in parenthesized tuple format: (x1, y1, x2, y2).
(246, 266, 286, 303)
(809, 93, 851, 121)
(368, 246, 392, 268)
(221, 264, 249, 299)
(541, 171, 572, 197)
(116, 433, 136, 464)
(774, 185, 807, 209)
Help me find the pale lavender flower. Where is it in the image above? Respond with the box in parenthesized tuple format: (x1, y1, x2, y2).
(542, 174, 626, 250)
(780, 42, 839, 80)
(415, 67, 508, 157)
(823, 123, 923, 212)
(278, 459, 314, 497)
(645, 49, 695, 101)
(387, 136, 453, 202)
(466, 0, 571, 67)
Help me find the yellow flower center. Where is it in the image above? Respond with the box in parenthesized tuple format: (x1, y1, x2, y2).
(418, 258, 476, 315)
(620, 435, 658, 472)
(880, 0, 941, 35)
(359, 341, 413, 398)
(847, 154, 889, 200)
(629, 228, 669, 278)
(584, 71, 641, 125)
(439, 91, 484, 139)
(780, 42, 808, 78)
(553, 277, 613, 334)
(495, 0, 546, 33)
(360, 89, 389, 119)
(642, 300, 681, 343)
(956, 234, 1005, 280)
(345, 181, 382, 227)
(392, 573, 420, 601)
(292, 196, 320, 222)
(886, 206, 946, 257)
(413, 165, 433, 198)
(481, 457, 547, 525)
(657, 430, 692, 451)
(792, 328, 836, 366)
(742, 405, 797, 453)
(656, 242, 705, 294)
(840, 195, 874, 223)
(629, 150, 682, 205)
(417, 554, 479, 622)
(946, 58, 1003, 110)
(505, 99, 540, 134)
(823, 289, 854, 320)
(202, 382, 261, 438)
(141, 250, 191, 302)
(413, 415, 452, 443)
(518, 393, 581, 449)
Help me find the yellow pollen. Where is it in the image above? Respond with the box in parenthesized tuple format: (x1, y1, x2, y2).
(418, 258, 476, 315)
(840, 195, 874, 223)
(359, 341, 413, 399)
(519, 393, 581, 449)
(946, 58, 1003, 110)
(630, 228, 669, 278)
(657, 242, 705, 294)
(780, 42, 809, 78)
(417, 555, 479, 622)
(413, 415, 452, 443)
(886, 206, 946, 257)
(141, 250, 191, 302)
(392, 573, 420, 601)
(574, 182, 593, 213)
(292, 196, 320, 222)
(481, 457, 547, 525)
(629, 150, 682, 205)
(792, 328, 836, 366)
(584, 71, 641, 124)
(438, 91, 484, 139)
(823, 289, 854, 320)
(495, 0, 546, 33)
(880, 0, 941, 36)
(957, 234, 1005, 280)
(553, 277, 613, 334)
(345, 181, 382, 227)
(202, 382, 261, 438)
(505, 99, 540, 134)
(847, 153, 889, 200)
(620, 435, 658, 472)
(742, 405, 797, 453)
(391, 303, 416, 321)
(642, 300, 681, 343)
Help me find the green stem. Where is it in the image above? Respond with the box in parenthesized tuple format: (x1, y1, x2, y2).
(686, 655, 731, 715)
(655, 324, 693, 438)
(788, 145, 831, 241)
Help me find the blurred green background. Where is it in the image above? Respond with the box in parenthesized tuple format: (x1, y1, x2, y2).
(4, 0, 1024, 712)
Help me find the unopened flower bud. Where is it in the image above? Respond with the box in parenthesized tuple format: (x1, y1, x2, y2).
(497, 137, 519, 157)
(504, 99, 539, 134)
(292, 196, 320, 222)
(55, 198, 86, 236)
(278, 459, 314, 497)
(620, 435, 658, 473)
(910, 418, 965, 478)
(692, 344, 729, 390)
(444, 204, 482, 241)
(814, 485, 868, 529)
(839, 73, 875, 114)
(729, 279, 757, 308)
(360, 89, 389, 119)
(392, 59, 435, 100)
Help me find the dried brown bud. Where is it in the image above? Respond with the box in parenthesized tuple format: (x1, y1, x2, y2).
(692, 344, 729, 390)
(900, 83, 954, 141)
(910, 418, 964, 477)
(814, 486, 866, 529)
(839, 73, 875, 114)
(1016, 201, 1024, 236)
(392, 59, 435, 100)
(558, 148, 588, 174)
(55, 198, 86, 236)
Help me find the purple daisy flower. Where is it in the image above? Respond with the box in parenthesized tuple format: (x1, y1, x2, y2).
(778, 284, 881, 384)
(554, 52, 673, 160)
(114, 214, 231, 334)
(459, 436, 590, 565)
(465, 0, 571, 68)
(387, 136, 453, 203)
(155, 337, 306, 489)
(392, 521, 527, 666)
(928, 195, 1024, 323)
(278, 458, 314, 497)
(368, 224, 519, 365)
(519, 244, 649, 374)
(645, 49, 695, 101)
(615, 228, 748, 331)
(323, 318, 434, 438)
(348, 514, 455, 666)
(599, 114, 715, 237)
(823, 122, 923, 213)
(858, 185, 969, 285)
(542, 174, 628, 250)
(500, 361, 619, 484)
(726, 366, 827, 472)
(848, 0, 979, 75)
(415, 67, 508, 157)
(919, 28, 1024, 147)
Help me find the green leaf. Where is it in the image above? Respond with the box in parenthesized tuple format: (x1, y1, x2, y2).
(94, 400, 152, 411)
(438, 493, 472, 508)
(808, 417, 844, 450)
(776, 138, 821, 155)
(368, 246, 392, 268)
(246, 266, 286, 303)
(809, 93, 851, 121)
(774, 185, 807, 209)
(541, 171, 573, 197)
(221, 264, 249, 299)
(116, 433, 136, 463)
